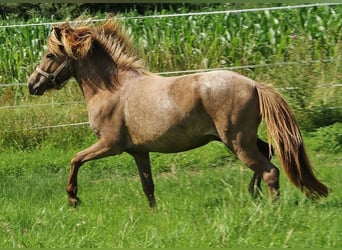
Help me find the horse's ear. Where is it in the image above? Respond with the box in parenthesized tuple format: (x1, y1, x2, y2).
(53, 24, 73, 40)
(70, 28, 94, 58)
(53, 27, 62, 41)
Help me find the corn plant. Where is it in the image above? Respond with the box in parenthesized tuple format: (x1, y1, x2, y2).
(0, 4, 341, 149)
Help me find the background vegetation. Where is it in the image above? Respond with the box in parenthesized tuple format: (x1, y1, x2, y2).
(0, 3, 341, 151)
(0, 3, 341, 248)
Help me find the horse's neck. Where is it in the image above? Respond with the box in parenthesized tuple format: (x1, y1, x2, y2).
(76, 70, 145, 107)
(74, 49, 150, 103)
(75, 53, 117, 102)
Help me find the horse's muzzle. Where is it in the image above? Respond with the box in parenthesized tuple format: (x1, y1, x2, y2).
(28, 80, 45, 96)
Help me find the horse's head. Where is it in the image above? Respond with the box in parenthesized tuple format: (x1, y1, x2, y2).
(28, 23, 93, 95)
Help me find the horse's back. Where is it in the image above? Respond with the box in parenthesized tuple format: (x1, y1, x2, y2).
(197, 70, 256, 98)
(196, 70, 259, 117)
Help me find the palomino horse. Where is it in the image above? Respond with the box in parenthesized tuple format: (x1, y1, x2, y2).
(27, 19, 329, 207)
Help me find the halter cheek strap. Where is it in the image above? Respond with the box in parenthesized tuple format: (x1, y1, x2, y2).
(35, 59, 72, 89)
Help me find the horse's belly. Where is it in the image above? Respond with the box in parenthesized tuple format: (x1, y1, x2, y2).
(130, 130, 219, 153)
(127, 114, 219, 153)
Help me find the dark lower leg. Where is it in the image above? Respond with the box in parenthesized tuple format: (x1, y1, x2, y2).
(249, 139, 274, 199)
(248, 173, 262, 199)
(66, 160, 81, 207)
(131, 152, 156, 208)
(257, 138, 274, 160)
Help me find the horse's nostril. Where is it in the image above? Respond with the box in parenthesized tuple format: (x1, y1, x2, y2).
(28, 85, 34, 95)
(28, 82, 42, 95)
(28, 82, 35, 94)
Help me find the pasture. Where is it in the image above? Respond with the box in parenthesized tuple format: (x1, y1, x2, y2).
(0, 136, 341, 248)
(0, 3, 341, 248)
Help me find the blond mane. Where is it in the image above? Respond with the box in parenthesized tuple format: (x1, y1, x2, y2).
(48, 18, 148, 74)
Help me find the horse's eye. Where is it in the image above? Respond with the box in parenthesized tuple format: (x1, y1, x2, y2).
(46, 53, 55, 59)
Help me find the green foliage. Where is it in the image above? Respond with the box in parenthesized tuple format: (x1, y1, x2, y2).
(130, 5, 341, 72)
(305, 103, 342, 129)
(0, 5, 341, 148)
(0, 3, 217, 20)
(0, 5, 341, 151)
(305, 123, 342, 154)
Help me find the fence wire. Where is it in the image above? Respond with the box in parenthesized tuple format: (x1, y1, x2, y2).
(0, 3, 341, 29)
(1, 58, 341, 88)
(1, 3, 341, 132)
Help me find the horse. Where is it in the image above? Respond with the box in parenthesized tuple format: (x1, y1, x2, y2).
(27, 19, 329, 208)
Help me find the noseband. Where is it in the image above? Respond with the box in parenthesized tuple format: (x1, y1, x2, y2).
(35, 58, 72, 89)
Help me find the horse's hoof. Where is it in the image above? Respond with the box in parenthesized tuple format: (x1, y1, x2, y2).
(69, 197, 81, 207)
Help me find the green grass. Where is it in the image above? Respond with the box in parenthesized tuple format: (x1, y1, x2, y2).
(0, 134, 341, 248)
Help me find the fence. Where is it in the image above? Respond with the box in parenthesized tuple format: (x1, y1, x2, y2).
(0, 3, 340, 29)
(1, 3, 341, 132)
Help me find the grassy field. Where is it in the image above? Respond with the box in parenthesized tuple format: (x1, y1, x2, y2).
(0, 128, 341, 248)
(0, 4, 341, 248)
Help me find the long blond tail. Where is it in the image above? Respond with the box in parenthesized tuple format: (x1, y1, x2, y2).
(256, 83, 329, 199)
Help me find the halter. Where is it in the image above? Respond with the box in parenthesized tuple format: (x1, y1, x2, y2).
(35, 58, 72, 90)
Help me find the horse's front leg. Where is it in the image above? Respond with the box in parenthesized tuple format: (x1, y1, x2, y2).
(130, 152, 156, 208)
(67, 139, 118, 207)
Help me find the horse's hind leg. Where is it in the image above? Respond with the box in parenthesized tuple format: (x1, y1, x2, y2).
(220, 129, 279, 201)
(249, 172, 262, 199)
(249, 138, 275, 198)
(238, 145, 279, 201)
(130, 152, 156, 208)
(257, 138, 274, 160)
